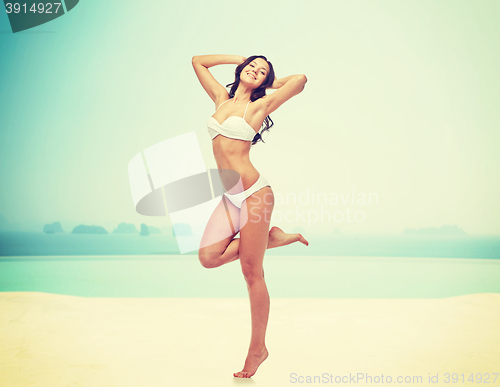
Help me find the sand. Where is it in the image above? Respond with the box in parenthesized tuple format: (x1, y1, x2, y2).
(1, 292, 499, 386)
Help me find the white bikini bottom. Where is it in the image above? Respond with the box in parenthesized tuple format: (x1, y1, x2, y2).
(223, 174, 271, 209)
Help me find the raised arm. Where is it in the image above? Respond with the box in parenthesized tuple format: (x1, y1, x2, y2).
(192, 55, 246, 105)
(263, 74, 307, 115)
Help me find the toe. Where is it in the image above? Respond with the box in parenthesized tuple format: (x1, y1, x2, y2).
(299, 234, 309, 246)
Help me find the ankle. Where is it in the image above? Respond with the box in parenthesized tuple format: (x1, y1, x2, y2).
(249, 345, 267, 354)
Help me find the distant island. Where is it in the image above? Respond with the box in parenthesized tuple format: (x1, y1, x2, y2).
(113, 223, 139, 234)
(161, 226, 173, 235)
(72, 225, 108, 234)
(43, 222, 64, 234)
(140, 223, 149, 236)
(403, 224, 467, 235)
(148, 226, 161, 234)
(112, 222, 162, 235)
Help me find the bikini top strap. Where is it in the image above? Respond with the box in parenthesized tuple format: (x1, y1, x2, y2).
(216, 98, 231, 111)
(243, 100, 251, 119)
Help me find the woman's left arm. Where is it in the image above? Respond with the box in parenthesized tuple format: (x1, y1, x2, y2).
(263, 74, 307, 115)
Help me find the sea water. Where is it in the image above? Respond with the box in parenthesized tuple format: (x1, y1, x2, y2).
(1, 232, 499, 298)
(1, 255, 499, 298)
(1, 232, 499, 259)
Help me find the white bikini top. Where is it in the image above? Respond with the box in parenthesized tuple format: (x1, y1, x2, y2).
(207, 99, 259, 142)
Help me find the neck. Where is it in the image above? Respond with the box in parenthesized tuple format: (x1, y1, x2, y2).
(233, 84, 253, 103)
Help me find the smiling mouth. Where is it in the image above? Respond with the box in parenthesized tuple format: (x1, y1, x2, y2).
(247, 73, 256, 80)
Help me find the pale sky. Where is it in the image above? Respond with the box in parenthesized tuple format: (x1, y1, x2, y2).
(0, 0, 499, 235)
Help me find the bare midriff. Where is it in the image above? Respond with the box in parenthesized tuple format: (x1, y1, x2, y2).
(212, 135, 260, 192)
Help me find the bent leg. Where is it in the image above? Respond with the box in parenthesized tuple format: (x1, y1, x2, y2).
(199, 200, 309, 269)
(198, 196, 242, 268)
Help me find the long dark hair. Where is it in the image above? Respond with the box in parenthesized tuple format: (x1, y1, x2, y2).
(225, 55, 275, 145)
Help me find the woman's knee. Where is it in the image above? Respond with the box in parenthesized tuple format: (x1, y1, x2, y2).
(240, 262, 263, 283)
(198, 248, 217, 269)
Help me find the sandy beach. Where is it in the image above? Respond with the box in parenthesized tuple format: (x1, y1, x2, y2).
(1, 292, 499, 386)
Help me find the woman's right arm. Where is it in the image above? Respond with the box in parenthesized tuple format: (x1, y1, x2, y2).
(269, 75, 303, 90)
(192, 55, 246, 104)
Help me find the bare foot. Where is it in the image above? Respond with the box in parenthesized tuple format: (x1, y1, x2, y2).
(233, 347, 269, 378)
(267, 226, 309, 249)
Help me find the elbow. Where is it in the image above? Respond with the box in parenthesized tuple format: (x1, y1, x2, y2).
(192, 56, 208, 69)
(192, 56, 203, 66)
(296, 74, 307, 85)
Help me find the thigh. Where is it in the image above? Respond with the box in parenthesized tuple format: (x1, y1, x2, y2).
(238, 187, 274, 274)
(199, 196, 241, 257)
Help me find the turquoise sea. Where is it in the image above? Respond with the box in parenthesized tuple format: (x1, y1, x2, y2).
(1, 255, 499, 298)
(1, 232, 499, 299)
(1, 232, 499, 258)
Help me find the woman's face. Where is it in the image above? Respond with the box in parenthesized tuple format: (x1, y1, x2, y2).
(241, 58, 270, 88)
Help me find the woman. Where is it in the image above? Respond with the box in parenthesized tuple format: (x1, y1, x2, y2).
(192, 54, 309, 378)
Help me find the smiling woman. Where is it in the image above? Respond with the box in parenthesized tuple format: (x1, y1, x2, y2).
(192, 54, 309, 378)
(248, 59, 268, 76)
